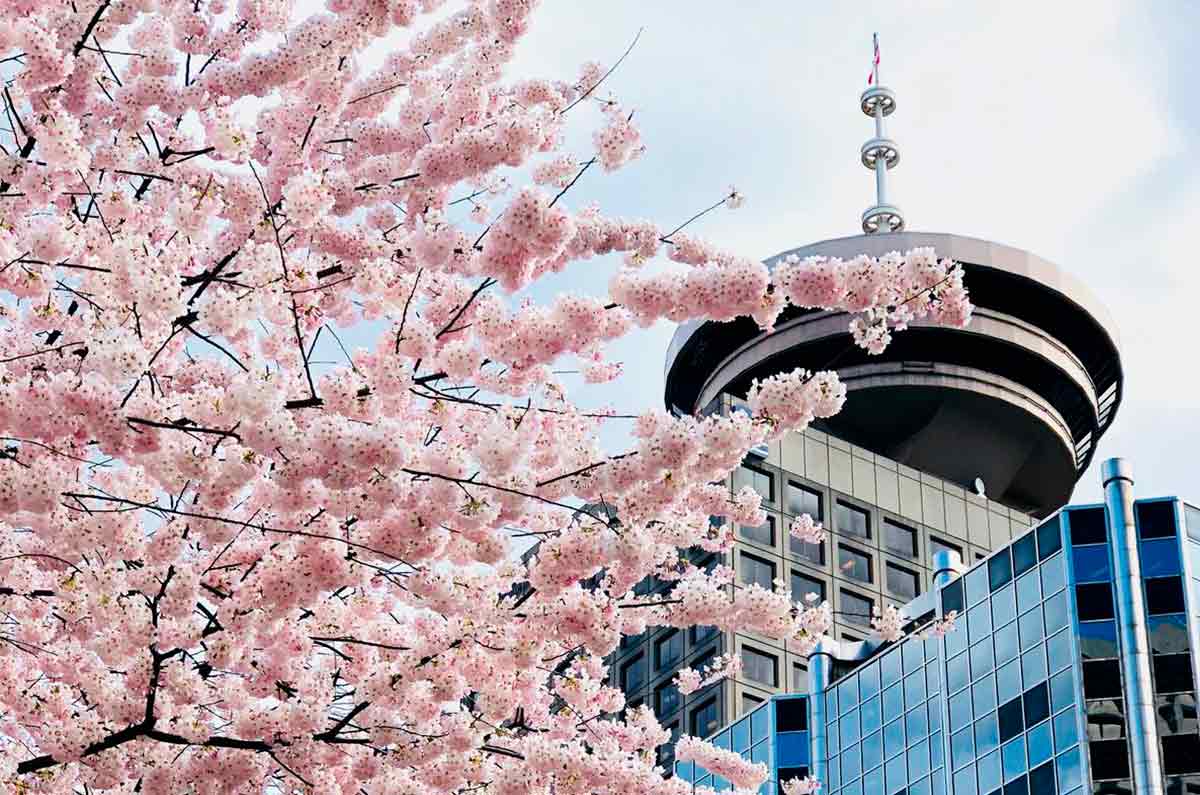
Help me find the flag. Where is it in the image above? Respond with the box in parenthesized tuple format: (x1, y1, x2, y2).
(867, 33, 880, 85)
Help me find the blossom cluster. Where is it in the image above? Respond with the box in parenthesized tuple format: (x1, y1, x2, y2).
(0, 0, 969, 792)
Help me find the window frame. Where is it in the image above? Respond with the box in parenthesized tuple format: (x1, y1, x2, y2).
(883, 517, 918, 558)
(837, 543, 874, 584)
(741, 645, 779, 688)
(741, 551, 777, 591)
(885, 561, 921, 601)
(835, 499, 872, 540)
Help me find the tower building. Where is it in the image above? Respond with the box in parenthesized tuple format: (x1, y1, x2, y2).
(610, 37, 1127, 779)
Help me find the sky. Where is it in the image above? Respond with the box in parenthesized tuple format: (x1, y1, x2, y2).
(485, 0, 1200, 507)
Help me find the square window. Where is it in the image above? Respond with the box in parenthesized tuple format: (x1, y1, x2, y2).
(841, 589, 874, 628)
(1138, 500, 1178, 539)
(950, 688, 972, 731)
(791, 537, 826, 566)
(1068, 508, 1107, 545)
(1043, 590, 1069, 634)
(978, 749, 1002, 792)
(1028, 760, 1055, 795)
(1153, 653, 1195, 694)
(886, 562, 920, 600)
(1089, 738, 1131, 780)
(655, 631, 683, 670)
(840, 674, 860, 712)
(740, 514, 776, 547)
(1076, 583, 1115, 621)
(786, 481, 822, 521)
(1018, 608, 1044, 651)
(1078, 620, 1119, 660)
(989, 551, 1014, 591)
(884, 518, 918, 558)
(992, 582, 1017, 626)
(907, 702, 928, 740)
(966, 565, 991, 606)
(1023, 682, 1050, 726)
(776, 697, 808, 731)
(742, 646, 778, 687)
(1013, 532, 1037, 576)
(791, 571, 826, 604)
(885, 682, 906, 722)
(741, 553, 776, 591)
(861, 662, 881, 697)
(885, 717, 906, 759)
(1083, 659, 1123, 700)
(735, 464, 774, 503)
(838, 545, 873, 584)
(905, 672, 925, 712)
(861, 693, 881, 731)
(1156, 693, 1199, 736)
(951, 726, 975, 769)
(842, 708, 861, 746)
(931, 535, 964, 563)
(1146, 577, 1187, 615)
(1057, 746, 1082, 792)
(999, 696, 1025, 742)
(1162, 734, 1200, 775)
(836, 500, 871, 540)
(1037, 515, 1063, 560)
(1140, 538, 1181, 577)
(1149, 614, 1191, 655)
(656, 680, 681, 717)
(1004, 774, 1029, 795)
(995, 621, 1019, 665)
(691, 698, 719, 737)
(863, 729, 883, 771)
(691, 624, 719, 644)
(732, 717, 750, 752)
(742, 693, 764, 716)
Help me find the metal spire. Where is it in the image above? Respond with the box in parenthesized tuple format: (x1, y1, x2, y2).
(860, 34, 904, 234)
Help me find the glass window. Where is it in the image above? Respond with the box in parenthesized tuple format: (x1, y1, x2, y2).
(1036, 515, 1063, 560)
(942, 577, 965, 616)
(1157, 693, 1200, 736)
(842, 708, 861, 746)
(734, 464, 774, 503)
(886, 752, 908, 792)
(1023, 682, 1050, 726)
(1138, 500, 1178, 539)
(974, 674, 997, 714)
(1018, 607, 1044, 651)
(905, 671, 925, 710)
(970, 638, 995, 681)
(1057, 746, 1082, 792)
(1068, 507, 1107, 545)
(1089, 738, 1131, 780)
(1083, 659, 1123, 700)
(836, 500, 871, 539)
(1149, 614, 1191, 655)
(1071, 545, 1112, 583)
(655, 631, 683, 670)
(787, 481, 822, 519)
(691, 698, 720, 737)
(741, 553, 776, 591)
(1021, 646, 1047, 685)
(1076, 582, 1115, 621)
(950, 689, 972, 731)
(997, 658, 1023, 703)
(995, 620, 1019, 665)
(1016, 570, 1041, 614)
(1002, 736, 1027, 781)
(1078, 620, 1118, 660)
(740, 514, 775, 547)
(884, 518, 918, 558)
(1162, 734, 1200, 776)
(884, 682, 905, 723)
(951, 726, 974, 769)
(792, 663, 808, 693)
(861, 661, 881, 698)
(1050, 668, 1076, 713)
(931, 535, 963, 562)
(1053, 707, 1078, 753)
(791, 571, 826, 604)
(862, 694, 882, 731)
(1046, 628, 1072, 673)
(1012, 531, 1037, 577)
(991, 581, 1016, 628)
(841, 589, 874, 627)
(1040, 553, 1066, 596)
(965, 566, 991, 607)
(968, 603, 993, 645)
(947, 651, 970, 693)
(1146, 577, 1187, 615)
(978, 749, 1002, 793)
(621, 654, 646, 693)
(838, 545, 873, 583)
(1142, 538, 1182, 577)
(999, 696, 1024, 742)
(742, 647, 778, 687)
(691, 624, 719, 644)
(988, 550, 1013, 591)
(776, 697, 807, 732)
(975, 713, 1000, 757)
(886, 562, 920, 600)
(1153, 654, 1195, 694)
(741, 693, 764, 716)
(656, 680, 681, 717)
(1043, 590, 1069, 634)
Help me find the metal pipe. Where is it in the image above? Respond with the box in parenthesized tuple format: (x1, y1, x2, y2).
(1103, 458, 1164, 795)
(807, 639, 835, 787)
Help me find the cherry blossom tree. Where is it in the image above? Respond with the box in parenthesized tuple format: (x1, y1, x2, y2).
(0, 1, 970, 792)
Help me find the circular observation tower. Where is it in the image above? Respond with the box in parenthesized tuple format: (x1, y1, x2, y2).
(663, 45, 1123, 518)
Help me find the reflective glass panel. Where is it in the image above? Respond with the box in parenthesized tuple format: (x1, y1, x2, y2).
(861, 694, 882, 732)
(992, 583, 1017, 627)
(948, 651, 971, 693)
(882, 648, 903, 687)
(972, 638, 996, 681)
(1043, 590, 1069, 634)
(1071, 545, 1111, 583)
(886, 753, 907, 793)
(862, 729, 883, 771)
(1078, 620, 1118, 660)
(997, 658, 1023, 703)
(1037, 515, 1063, 559)
(906, 671, 925, 708)
(904, 637, 925, 673)
(842, 709, 861, 746)
(951, 689, 973, 731)
(978, 749, 1002, 793)
(989, 551, 1014, 591)
(1021, 646, 1048, 685)
(1002, 736, 1027, 781)
(1149, 614, 1191, 655)
(907, 702, 928, 741)
(969, 604, 994, 645)
(1027, 721, 1053, 767)
(976, 713, 1000, 756)
(946, 614, 969, 657)
(1053, 707, 1078, 753)
(1058, 747, 1082, 794)
(1016, 571, 1042, 614)
(861, 662, 881, 698)
(1142, 538, 1182, 577)
(1013, 532, 1038, 577)
(967, 566, 991, 606)
(839, 674, 860, 712)
(884, 682, 904, 722)
(954, 763, 979, 795)
(1018, 607, 1044, 651)
(995, 621, 1020, 665)
(1040, 553, 1066, 597)
(974, 674, 998, 714)
(885, 717, 906, 758)
(1046, 628, 1073, 673)
(952, 727, 975, 769)
(910, 738, 931, 780)
(841, 588, 873, 627)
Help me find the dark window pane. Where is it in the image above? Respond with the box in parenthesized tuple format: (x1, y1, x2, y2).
(942, 579, 964, 615)
(989, 551, 1013, 591)
(691, 624, 719, 644)
(1003, 775, 1028, 795)
(1154, 654, 1195, 694)
(656, 681, 681, 717)
(1076, 583, 1115, 621)
(740, 514, 776, 547)
(1023, 682, 1050, 726)
(1088, 699, 1126, 740)
(735, 464, 774, 503)
(743, 647, 778, 687)
(1139, 501, 1178, 539)
(1090, 739, 1131, 780)
(1157, 693, 1199, 736)
(1072, 545, 1112, 583)
(998, 697, 1024, 742)
(1029, 760, 1056, 795)
(1037, 515, 1063, 560)
(886, 563, 920, 601)
(1147, 577, 1187, 615)
(777, 697, 809, 731)
(777, 768, 811, 795)
(884, 519, 918, 558)
(1142, 538, 1182, 577)
(1150, 615, 1191, 655)
(1083, 660, 1124, 700)
(1093, 782, 1134, 795)
(691, 698, 719, 737)
(786, 482, 822, 520)
(656, 631, 683, 670)
(837, 501, 871, 539)
(1069, 507, 1107, 545)
(622, 654, 646, 693)
(838, 545, 873, 583)
(1078, 620, 1119, 660)
(791, 571, 826, 604)
(1013, 532, 1037, 577)
(741, 553, 776, 591)
(1164, 734, 1200, 775)
(842, 589, 874, 628)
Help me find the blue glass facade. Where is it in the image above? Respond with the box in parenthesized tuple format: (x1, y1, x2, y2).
(680, 490, 1200, 795)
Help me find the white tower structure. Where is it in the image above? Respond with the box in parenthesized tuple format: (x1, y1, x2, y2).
(860, 34, 904, 234)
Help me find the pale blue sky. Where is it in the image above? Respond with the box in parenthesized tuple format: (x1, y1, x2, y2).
(476, 0, 1198, 507)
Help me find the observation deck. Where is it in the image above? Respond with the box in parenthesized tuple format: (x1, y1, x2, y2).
(663, 231, 1123, 518)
